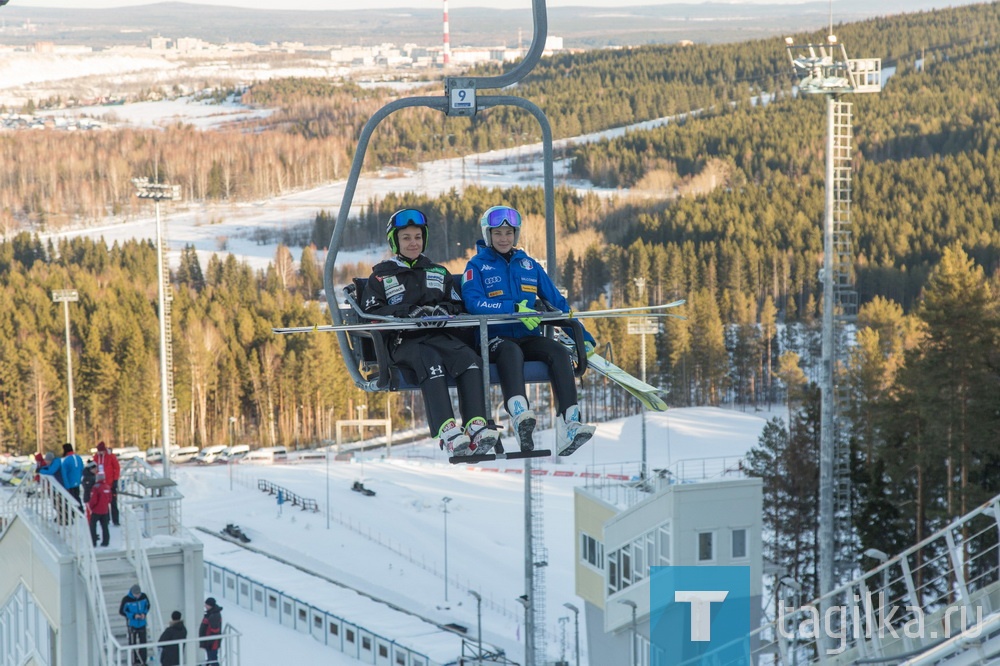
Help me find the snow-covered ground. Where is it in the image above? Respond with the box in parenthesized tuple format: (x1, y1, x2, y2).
(174, 406, 777, 664)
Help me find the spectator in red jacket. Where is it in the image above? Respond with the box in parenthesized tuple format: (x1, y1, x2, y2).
(33, 452, 46, 482)
(94, 441, 122, 526)
(88, 472, 112, 547)
(199, 597, 223, 666)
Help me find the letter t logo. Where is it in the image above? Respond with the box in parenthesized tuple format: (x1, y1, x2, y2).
(674, 590, 729, 641)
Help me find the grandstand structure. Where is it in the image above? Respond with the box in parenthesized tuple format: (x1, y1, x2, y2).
(0, 460, 231, 666)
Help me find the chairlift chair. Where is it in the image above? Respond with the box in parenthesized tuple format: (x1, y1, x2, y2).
(341, 276, 589, 393)
(322, 0, 568, 400)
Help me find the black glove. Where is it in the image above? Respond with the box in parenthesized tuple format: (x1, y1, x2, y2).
(408, 305, 433, 318)
(429, 305, 453, 317)
(409, 304, 447, 328)
(423, 304, 450, 327)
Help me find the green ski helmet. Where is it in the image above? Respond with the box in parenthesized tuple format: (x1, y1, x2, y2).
(386, 208, 429, 254)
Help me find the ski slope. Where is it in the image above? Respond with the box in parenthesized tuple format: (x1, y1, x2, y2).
(175, 406, 776, 664)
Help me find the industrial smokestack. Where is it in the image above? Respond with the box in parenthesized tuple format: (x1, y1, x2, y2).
(442, 0, 451, 67)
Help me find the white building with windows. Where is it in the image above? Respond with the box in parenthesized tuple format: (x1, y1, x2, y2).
(572, 467, 763, 665)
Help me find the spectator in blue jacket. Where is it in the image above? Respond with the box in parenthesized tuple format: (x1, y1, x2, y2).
(119, 584, 151, 664)
(59, 443, 84, 509)
(38, 451, 63, 486)
(39, 444, 84, 519)
(462, 205, 597, 457)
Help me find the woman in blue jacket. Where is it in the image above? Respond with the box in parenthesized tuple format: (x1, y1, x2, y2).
(462, 205, 596, 456)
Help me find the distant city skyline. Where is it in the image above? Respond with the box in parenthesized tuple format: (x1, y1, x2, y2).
(5, 0, 989, 15)
(7, 0, 832, 10)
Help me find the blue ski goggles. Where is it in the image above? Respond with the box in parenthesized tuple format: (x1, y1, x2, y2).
(483, 206, 522, 228)
(390, 209, 428, 228)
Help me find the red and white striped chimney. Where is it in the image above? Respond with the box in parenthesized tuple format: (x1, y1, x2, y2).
(442, 0, 451, 67)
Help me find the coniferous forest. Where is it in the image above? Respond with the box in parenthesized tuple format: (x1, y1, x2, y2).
(1, 2, 999, 597)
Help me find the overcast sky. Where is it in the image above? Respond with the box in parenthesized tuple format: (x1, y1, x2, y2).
(9, 0, 821, 10)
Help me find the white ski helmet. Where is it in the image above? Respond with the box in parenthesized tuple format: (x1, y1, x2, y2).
(480, 205, 522, 248)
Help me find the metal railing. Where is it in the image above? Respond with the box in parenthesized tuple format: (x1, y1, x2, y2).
(122, 502, 164, 643)
(256, 479, 320, 512)
(1, 468, 201, 665)
(204, 560, 439, 666)
(666, 495, 1000, 665)
(117, 624, 242, 666)
(118, 456, 184, 535)
(0, 476, 121, 664)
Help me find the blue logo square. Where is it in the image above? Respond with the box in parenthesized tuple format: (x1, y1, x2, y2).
(650, 566, 751, 666)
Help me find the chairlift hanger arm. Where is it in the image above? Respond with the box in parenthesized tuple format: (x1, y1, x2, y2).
(321, 0, 556, 390)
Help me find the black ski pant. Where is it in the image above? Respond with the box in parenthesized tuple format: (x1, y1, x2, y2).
(90, 512, 110, 546)
(391, 333, 487, 437)
(488, 335, 578, 416)
(128, 626, 148, 664)
(67, 485, 83, 511)
(110, 480, 120, 526)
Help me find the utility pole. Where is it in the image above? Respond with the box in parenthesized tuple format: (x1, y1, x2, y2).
(469, 590, 483, 663)
(442, 496, 452, 602)
(563, 602, 580, 666)
(628, 277, 658, 480)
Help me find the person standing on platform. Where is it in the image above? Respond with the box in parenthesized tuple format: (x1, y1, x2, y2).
(88, 472, 112, 547)
(119, 583, 150, 665)
(94, 441, 121, 525)
(81, 460, 98, 503)
(199, 597, 223, 666)
(158, 610, 187, 666)
(59, 443, 85, 510)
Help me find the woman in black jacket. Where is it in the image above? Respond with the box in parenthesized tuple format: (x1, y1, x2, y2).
(360, 209, 498, 457)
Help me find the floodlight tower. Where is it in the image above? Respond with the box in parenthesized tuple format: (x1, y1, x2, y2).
(784, 34, 880, 595)
(133, 177, 181, 479)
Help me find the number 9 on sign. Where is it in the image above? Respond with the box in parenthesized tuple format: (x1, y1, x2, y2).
(450, 87, 476, 114)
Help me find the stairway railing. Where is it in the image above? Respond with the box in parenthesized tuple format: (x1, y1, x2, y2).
(669, 494, 1000, 665)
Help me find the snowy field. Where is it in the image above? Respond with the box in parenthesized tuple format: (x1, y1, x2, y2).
(173, 406, 777, 664)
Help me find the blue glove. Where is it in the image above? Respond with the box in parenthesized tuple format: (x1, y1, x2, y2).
(516, 300, 542, 331)
(584, 341, 597, 358)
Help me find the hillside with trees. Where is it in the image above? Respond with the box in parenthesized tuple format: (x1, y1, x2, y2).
(1, 4, 998, 593)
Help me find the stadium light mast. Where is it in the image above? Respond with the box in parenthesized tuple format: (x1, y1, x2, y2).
(133, 177, 181, 479)
(52, 289, 79, 447)
(784, 33, 881, 597)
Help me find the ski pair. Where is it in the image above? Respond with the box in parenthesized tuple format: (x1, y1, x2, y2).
(554, 331, 669, 412)
(272, 299, 686, 335)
